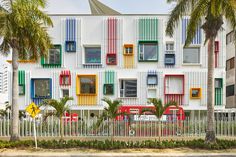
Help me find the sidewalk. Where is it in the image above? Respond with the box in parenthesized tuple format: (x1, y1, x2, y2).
(0, 152, 236, 157)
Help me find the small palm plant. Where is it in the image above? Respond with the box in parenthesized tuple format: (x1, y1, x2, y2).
(140, 98, 178, 142)
(41, 96, 73, 140)
(97, 98, 128, 141)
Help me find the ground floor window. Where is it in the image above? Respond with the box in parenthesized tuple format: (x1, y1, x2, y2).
(120, 79, 137, 98)
(226, 85, 234, 97)
(61, 89, 70, 97)
(31, 79, 52, 98)
(77, 75, 97, 95)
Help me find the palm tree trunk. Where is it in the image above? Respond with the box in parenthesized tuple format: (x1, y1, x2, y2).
(158, 118, 161, 142)
(10, 49, 19, 141)
(205, 37, 216, 143)
(60, 116, 64, 140)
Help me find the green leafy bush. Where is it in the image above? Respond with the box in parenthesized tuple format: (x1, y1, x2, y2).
(0, 139, 235, 150)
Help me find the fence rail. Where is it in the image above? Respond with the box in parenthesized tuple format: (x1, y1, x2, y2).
(1, 115, 236, 138)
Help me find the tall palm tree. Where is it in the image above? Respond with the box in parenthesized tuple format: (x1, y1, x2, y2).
(140, 98, 177, 142)
(166, 0, 236, 143)
(97, 98, 128, 141)
(0, 0, 53, 141)
(41, 96, 73, 140)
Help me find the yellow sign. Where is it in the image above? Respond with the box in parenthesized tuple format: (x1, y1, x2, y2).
(26, 102, 41, 118)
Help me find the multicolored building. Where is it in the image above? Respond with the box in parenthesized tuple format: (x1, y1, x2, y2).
(7, 0, 226, 116)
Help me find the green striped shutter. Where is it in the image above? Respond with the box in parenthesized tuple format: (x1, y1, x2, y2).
(138, 18, 158, 41)
(18, 70, 25, 95)
(103, 71, 115, 95)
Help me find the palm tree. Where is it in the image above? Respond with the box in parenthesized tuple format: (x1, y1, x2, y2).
(41, 96, 73, 140)
(0, 0, 53, 141)
(140, 98, 177, 142)
(165, 0, 236, 143)
(97, 98, 128, 141)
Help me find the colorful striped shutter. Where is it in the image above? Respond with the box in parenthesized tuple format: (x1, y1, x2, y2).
(182, 18, 201, 44)
(215, 78, 223, 106)
(104, 71, 115, 94)
(66, 18, 76, 41)
(107, 18, 117, 54)
(59, 70, 71, 86)
(18, 70, 25, 95)
(138, 18, 158, 41)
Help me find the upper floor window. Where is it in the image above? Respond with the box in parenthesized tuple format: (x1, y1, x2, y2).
(183, 47, 200, 64)
(226, 85, 234, 97)
(124, 44, 134, 55)
(60, 70, 71, 86)
(139, 41, 158, 62)
(226, 57, 235, 71)
(84, 47, 101, 64)
(226, 31, 234, 45)
(41, 45, 61, 67)
(165, 42, 174, 52)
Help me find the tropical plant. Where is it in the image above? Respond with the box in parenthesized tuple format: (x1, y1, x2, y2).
(0, 0, 53, 141)
(140, 98, 178, 142)
(41, 96, 73, 140)
(97, 98, 128, 141)
(165, 0, 236, 143)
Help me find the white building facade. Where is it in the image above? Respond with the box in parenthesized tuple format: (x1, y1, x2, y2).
(8, 14, 226, 114)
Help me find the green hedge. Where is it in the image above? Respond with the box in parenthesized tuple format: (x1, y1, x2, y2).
(0, 139, 236, 150)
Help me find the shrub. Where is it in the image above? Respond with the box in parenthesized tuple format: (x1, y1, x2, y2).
(0, 139, 235, 150)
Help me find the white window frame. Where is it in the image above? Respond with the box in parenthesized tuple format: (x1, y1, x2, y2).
(165, 42, 175, 52)
(119, 79, 137, 98)
(182, 46, 201, 65)
(83, 45, 102, 65)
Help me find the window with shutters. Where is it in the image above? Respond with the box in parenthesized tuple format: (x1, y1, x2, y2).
(119, 79, 137, 98)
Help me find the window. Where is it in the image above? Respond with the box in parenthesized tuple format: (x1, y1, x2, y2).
(84, 47, 101, 64)
(65, 41, 76, 52)
(32, 79, 51, 98)
(45, 46, 61, 65)
(147, 89, 156, 98)
(139, 41, 158, 61)
(226, 57, 235, 71)
(77, 75, 96, 95)
(103, 84, 114, 95)
(165, 54, 175, 65)
(226, 85, 234, 97)
(120, 80, 137, 98)
(18, 70, 25, 95)
(215, 78, 223, 88)
(183, 47, 200, 64)
(19, 85, 25, 95)
(106, 54, 116, 65)
(226, 31, 234, 45)
(190, 88, 202, 99)
(165, 75, 184, 94)
(124, 44, 133, 55)
(60, 71, 71, 86)
(62, 89, 69, 97)
(147, 72, 157, 85)
(166, 42, 174, 52)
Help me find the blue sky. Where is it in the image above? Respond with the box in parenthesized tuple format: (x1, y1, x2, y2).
(46, 0, 175, 14)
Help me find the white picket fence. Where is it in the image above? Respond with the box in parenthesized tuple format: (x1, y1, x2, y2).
(0, 114, 236, 137)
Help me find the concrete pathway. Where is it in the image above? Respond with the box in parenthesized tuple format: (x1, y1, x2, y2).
(0, 153, 236, 157)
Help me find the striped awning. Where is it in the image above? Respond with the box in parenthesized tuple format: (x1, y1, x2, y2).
(89, 0, 121, 15)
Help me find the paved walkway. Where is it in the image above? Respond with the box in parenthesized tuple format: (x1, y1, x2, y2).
(0, 153, 236, 157)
